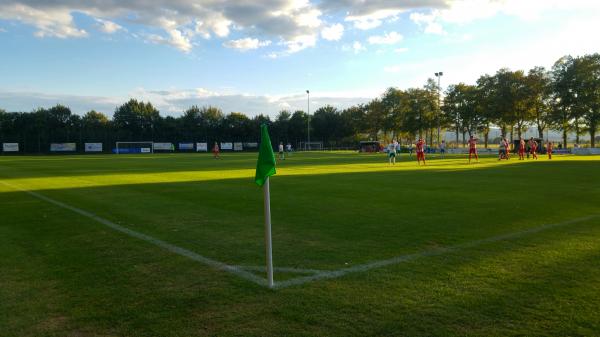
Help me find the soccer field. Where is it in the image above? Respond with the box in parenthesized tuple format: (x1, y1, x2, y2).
(1, 152, 599, 336)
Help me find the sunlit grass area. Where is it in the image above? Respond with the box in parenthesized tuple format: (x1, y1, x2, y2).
(1, 152, 599, 336)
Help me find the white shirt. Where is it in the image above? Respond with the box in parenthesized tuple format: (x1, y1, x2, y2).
(279, 144, 284, 152)
(388, 143, 396, 153)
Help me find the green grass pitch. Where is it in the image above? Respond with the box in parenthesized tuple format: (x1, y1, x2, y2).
(1, 152, 599, 336)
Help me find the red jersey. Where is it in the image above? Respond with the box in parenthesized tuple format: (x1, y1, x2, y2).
(547, 143, 553, 151)
(468, 138, 477, 149)
(416, 141, 425, 153)
(519, 141, 525, 151)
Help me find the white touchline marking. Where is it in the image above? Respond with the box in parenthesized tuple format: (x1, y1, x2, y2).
(235, 265, 326, 275)
(0, 181, 268, 288)
(273, 214, 600, 289)
(2, 180, 597, 290)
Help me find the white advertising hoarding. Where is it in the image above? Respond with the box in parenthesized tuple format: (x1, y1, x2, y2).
(196, 143, 208, 152)
(220, 142, 233, 150)
(573, 148, 600, 155)
(153, 142, 173, 151)
(234, 142, 243, 151)
(85, 143, 103, 152)
(243, 142, 258, 149)
(2, 143, 19, 152)
(179, 143, 194, 150)
(50, 143, 76, 152)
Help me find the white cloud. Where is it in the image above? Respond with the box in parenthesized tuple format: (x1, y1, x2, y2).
(145, 28, 193, 53)
(321, 23, 344, 41)
(345, 9, 403, 30)
(295, 8, 322, 28)
(95, 18, 123, 34)
(368, 31, 403, 45)
(0, 3, 87, 38)
(0, 87, 375, 117)
(395, 47, 409, 53)
(410, 11, 446, 35)
(342, 41, 367, 54)
(407, 0, 600, 36)
(2, 0, 599, 56)
(223, 38, 271, 51)
(0, 1, 323, 54)
(283, 34, 317, 53)
(0, 27, 7, 33)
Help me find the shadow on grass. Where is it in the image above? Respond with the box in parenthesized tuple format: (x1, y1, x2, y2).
(1, 160, 599, 271)
(0, 153, 598, 198)
(1, 166, 600, 336)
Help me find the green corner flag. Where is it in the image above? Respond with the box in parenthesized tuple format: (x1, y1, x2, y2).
(255, 124, 276, 186)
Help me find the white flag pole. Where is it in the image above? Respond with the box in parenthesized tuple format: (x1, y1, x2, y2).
(263, 177, 274, 288)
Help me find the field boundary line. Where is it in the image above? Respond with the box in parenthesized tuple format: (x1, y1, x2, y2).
(274, 214, 599, 289)
(0, 180, 268, 288)
(3, 180, 598, 290)
(236, 265, 326, 275)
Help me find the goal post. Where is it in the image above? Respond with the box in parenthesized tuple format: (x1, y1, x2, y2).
(115, 141, 154, 154)
(298, 141, 323, 151)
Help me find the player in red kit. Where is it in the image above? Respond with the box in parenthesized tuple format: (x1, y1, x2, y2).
(547, 141, 553, 159)
(467, 135, 479, 163)
(529, 137, 538, 160)
(518, 138, 526, 160)
(416, 138, 426, 165)
(212, 142, 220, 159)
(504, 137, 510, 159)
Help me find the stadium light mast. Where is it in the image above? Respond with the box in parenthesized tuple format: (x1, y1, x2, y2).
(435, 72, 443, 146)
(306, 89, 310, 151)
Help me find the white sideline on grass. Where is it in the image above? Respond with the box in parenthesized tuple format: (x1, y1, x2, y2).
(273, 213, 599, 289)
(0, 180, 268, 288)
(2, 180, 597, 290)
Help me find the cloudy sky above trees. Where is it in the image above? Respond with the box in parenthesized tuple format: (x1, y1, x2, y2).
(0, 0, 598, 116)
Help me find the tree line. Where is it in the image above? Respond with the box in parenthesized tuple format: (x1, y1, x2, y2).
(1, 53, 599, 153)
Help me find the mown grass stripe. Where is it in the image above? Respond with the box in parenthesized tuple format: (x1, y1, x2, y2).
(0, 180, 269, 288)
(275, 214, 599, 289)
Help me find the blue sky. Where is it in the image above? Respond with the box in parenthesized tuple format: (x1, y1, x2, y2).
(0, 0, 599, 116)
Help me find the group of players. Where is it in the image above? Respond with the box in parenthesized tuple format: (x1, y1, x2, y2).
(387, 136, 554, 165)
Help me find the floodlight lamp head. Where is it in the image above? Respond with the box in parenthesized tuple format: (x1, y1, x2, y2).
(306, 90, 310, 94)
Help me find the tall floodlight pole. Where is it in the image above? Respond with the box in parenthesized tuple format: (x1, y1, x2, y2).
(306, 90, 310, 151)
(435, 72, 443, 146)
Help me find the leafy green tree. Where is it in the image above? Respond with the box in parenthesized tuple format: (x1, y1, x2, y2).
(381, 87, 405, 140)
(288, 110, 308, 145)
(423, 78, 441, 145)
(443, 84, 481, 146)
(578, 54, 600, 146)
(113, 99, 161, 140)
(82, 110, 110, 146)
(340, 105, 366, 139)
(553, 53, 600, 146)
(312, 105, 341, 145)
(249, 114, 272, 142)
(526, 67, 553, 139)
(365, 98, 386, 140)
(180, 106, 204, 140)
(222, 112, 251, 141)
(551, 56, 577, 147)
(273, 110, 291, 143)
(401, 88, 436, 140)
